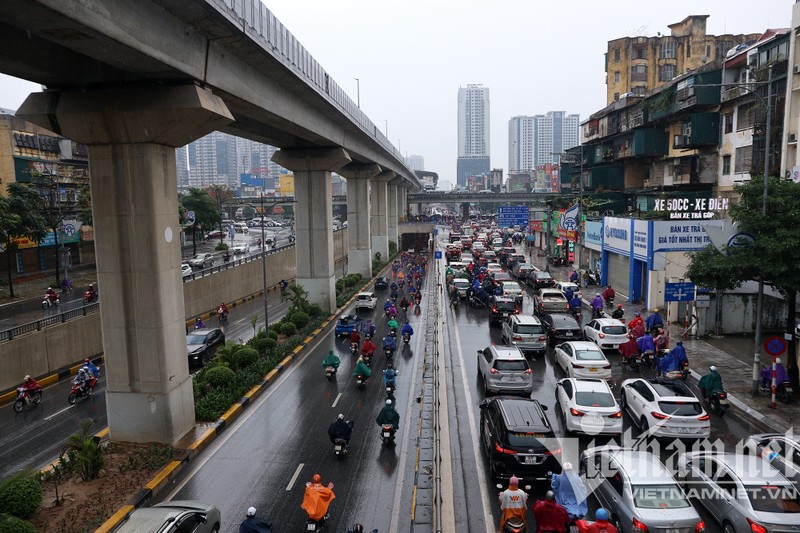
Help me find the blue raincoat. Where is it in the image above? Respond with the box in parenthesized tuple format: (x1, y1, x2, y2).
(551, 471, 588, 519)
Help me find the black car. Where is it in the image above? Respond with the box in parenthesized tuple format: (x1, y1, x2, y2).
(479, 396, 559, 482)
(526, 270, 555, 290)
(490, 296, 518, 325)
(374, 276, 389, 290)
(540, 313, 583, 343)
(186, 328, 226, 365)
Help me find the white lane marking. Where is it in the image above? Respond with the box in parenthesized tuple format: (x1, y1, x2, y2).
(285, 463, 304, 491)
(451, 289, 495, 533)
(331, 392, 342, 408)
(45, 405, 75, 421)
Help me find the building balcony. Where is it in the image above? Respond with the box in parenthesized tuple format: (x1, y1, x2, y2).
(673, 113, 720, 149)
(587, 164, 624, 191)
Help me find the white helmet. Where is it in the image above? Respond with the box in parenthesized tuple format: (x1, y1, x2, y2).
(337, 413, 344, 420)
(776, 358, 782, 365)
(385, 399, 392, 405)
(710, 366, 717, 372)
(563, 462, 574, 471)
(246, 507, 256, 517)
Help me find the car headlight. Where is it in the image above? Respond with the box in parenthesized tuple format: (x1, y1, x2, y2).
(190, 347, 205, 355)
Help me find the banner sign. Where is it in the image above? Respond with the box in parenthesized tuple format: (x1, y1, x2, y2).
(652, 197, 729, 220)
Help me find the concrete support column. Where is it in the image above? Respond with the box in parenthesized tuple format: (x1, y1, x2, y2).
(370, 171, 394, 260)
(399, 187, 408, 222)
(387, 182, 399, 249)
(18, 85, 234, 444)
(340, 164, 380, 278)
(272, 149, 351, 312)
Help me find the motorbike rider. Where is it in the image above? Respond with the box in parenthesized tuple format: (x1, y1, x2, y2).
(239, 506, 273, 533)
(654, 341, 686, 377)
(590, 293, 604, 318)
(636, 331, 656, 363)
(400, 296, 410, 313)
(551, 462, 588, 521)
(611, 303, 624, 320)
(194, 317, 206, 330)
(414, 291, 422, 305)
(387, 303, 398, 319)
(352, 357, 372, 381)
(223, 250, 231, 263)
(382, 335, 397, 354)
(22, 375, 42, 395)
(83, 358, 100, 380)
(363, 319, 376, 338)
(602, 285, 615, 307)
(349, 329, 361, 347)
(86, 283, 98, 301)
(322, 350, 340, 371)
(400, 321, 414, 339)
(564, 286, 575, 303)
(328, 413, 353, 445)
(361, 338, 376, 358)
(383, 299, 393, 313)
(619, 335, 640, 366)
(45, 286, 58, 303)
(576, 508, 617, 533)
(568, 294, 583, 318)
(375, 399, 400, 429)
(498, 475, 528, 532)
(387, 317, 399, 333)
(653, 327, 668, 351)
(383, 363, 398, 388)
(75, 367, 93, 394)
(569, 270, 579, 283)
(699, 365, 724, 402)
(760, 357, 791, 388)
(627, 312, 644, 332)
(218, 302, 229, 319)
(645, 308, 664, 332)
(302, 474, 335, 524)
(532, 490, 570, 533)
(279, 279, 288, 294)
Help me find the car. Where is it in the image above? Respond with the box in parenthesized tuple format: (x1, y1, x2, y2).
(374, 276, 389, 290)
(231, 242, 250, 254)
(483, 250, 497, 262)
(113, 500, 221, 533)
(554, 280, 580, 296)
(553, 341, 612, 379)
(205, 229, 226, 239)
(233, 222, 249, 234)
(181, 263, 193, 278)
(533, 288, 570, 316)
(492, 271, 513, 283)
(743, 433, 800, 486)
(556, 378, 622, 435)
(477, 345, 533, 396)
(266, 220, 283, 227)
(479, 396, 558, 483)
(540, 313, 583, 343)
(186, 328, 225, 365)
(486, 262, 504, 274)
(459, 253, 474, 266)
(677, 452, 800, 533)
(490, 295, 519, 325)
(526, 270, 555, 290)
(513, 262, 535, 281)
(583, 318, 629, 350)
(354, 291, 378, 310)
(619, 378, 711, 439)
(334, 314, 362, 336)
(500, 281, 524, 304)
(452, 278, 471, 298)
(500, 315, 547, 355)
(472, 242, 486, 253)
(448, 262, 467, 277)
(581, 447, 704, 533)
(507, 253, 527, 272)
(188, 253, 214, 269)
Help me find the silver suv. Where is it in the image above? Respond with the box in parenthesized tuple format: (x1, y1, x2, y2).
(501, 315, 547, 356)
(477, 345, 533, 396)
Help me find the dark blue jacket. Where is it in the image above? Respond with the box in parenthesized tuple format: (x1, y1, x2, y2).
(645, 312, 663, 331)
(240, 516, 273, 533)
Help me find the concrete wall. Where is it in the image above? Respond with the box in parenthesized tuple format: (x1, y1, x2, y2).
(0, 230, 349, 393)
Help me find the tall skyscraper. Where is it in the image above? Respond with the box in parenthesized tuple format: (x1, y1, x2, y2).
(508, 112, 579, 172)
(405, 154, 424, 171)
(175, 145, 190, 189)
(189, 131, 237, 189)
(457, 84, 490, 187)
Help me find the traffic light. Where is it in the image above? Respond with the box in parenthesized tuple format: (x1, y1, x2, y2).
(568, 241, 574, 263)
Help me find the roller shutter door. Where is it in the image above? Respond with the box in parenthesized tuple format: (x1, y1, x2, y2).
(607, 253, 631, 298)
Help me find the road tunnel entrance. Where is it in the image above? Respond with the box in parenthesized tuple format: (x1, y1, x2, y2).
(401, 232, 431, 253)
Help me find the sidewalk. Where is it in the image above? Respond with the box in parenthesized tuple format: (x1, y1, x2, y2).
(524, 250, 798, 434)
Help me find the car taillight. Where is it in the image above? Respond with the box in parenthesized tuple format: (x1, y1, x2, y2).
(513, 335, 523, 341)
(697, 414, 710, 421)
(747, 518, 767, 533)
(524, 369, 532, 375)
(598, 332, 606, 339)
(494, 442, 517, 455)
(569, 408, 585, 417)
(538, 336, 547, 341)
(603, 364, 611, 369)
(551, 328, 559, 333)
(545, 448, 562, 455)
(632, 518, 649, 533)
(695, 520, 705, 533)
(572, 364, 584, 369)
(490, 368, 499, 374)
(492, 307, 497, 313)
(609, 411, 622, 418)
(651, 411, 671, 420)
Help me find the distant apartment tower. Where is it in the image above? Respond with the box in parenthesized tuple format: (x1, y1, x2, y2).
(508, 112, 579, 172)
(175, 146, 189, 189)
(189, 131, 238, 188)
(457, 84, 490, 187)
(405, 154, 424, 171)
(605, 15, 760, 104)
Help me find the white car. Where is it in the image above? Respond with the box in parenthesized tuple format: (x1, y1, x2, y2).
(452, 278, 471, 298)
(620, 378, 711, 439)
(486, 262, 504, 274)
(556, 378, 622, 435)
(583, 318, 629, 351)
(188, 253, 214, 269)
(354, 291, 378, 310)
(501, 281, 524, 304)
(231, 242, 250, 254)
(553, 280, 579, 296)
(181, 263, 192, 278)
(553, 341, 612, 379)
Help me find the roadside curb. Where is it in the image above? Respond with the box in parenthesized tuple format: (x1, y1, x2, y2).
(94, 267, 389, 532)
(0, 354, 105, 407)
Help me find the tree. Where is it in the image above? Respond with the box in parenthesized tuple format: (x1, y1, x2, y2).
(179, 188, 221, 256)
(76, 184, 93, 226)
(242, 206, 255, 220)
(0, 185, 48, 298)
(29, 173, 78, 285)
(685, 176, 800, 382)
(206, 185, 234, 246)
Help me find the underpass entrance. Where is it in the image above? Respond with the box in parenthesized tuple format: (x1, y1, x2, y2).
(401, 232, 432, 253)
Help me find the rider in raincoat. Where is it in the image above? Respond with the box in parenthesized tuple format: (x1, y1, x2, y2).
(551, 462, 588, 520)
(352, 357, 372, 379)
(322, 350, 340, 370)
(302, 474, 335, 522)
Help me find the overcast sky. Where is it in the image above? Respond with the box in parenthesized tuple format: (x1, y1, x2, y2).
(0, 0, 793, 184)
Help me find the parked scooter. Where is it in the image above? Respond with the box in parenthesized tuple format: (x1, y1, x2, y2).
(758, 376, 793, 403)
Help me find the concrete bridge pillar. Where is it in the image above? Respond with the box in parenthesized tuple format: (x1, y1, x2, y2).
(370, 171, 394, 260)
(339, 164, 380, 278)
(387, 181, 399, 248)
(18, 85, 234, 444)
(272, 148, 351, 313)
(399, 187, 409, 222)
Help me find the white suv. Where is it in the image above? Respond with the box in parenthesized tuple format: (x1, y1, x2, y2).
(501, 315, 547, 356)
(354, 292, 378, 310)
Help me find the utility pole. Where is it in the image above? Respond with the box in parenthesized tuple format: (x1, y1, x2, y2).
(545, 201, 552, 272)
(260, 192, 270, 331)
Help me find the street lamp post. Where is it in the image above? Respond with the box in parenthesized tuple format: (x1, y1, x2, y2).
(354, 78, 360, 108)
(260, 192, 270, 331)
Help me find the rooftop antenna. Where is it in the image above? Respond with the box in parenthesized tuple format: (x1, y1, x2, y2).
(629, 23, 650, 37)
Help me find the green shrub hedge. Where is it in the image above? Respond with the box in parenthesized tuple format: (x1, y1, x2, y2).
(288, 312, 310, 329)
(280, 322, 297, 336)
(204, 366, 236, 388)
(0, 473, 42, 519)
(0, 514, 35, 533)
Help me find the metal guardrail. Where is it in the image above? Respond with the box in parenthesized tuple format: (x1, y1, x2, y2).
(0, 303, 100, 342)
(182, 242, 296, 281)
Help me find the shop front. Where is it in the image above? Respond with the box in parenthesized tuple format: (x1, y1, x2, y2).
(601, 217, 649, 303)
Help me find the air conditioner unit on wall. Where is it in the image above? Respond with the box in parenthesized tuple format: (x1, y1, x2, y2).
(794, 64, 800, 74)
(790, 133, 797, 143)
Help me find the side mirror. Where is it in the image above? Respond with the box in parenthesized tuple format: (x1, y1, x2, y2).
(541, 405, 549, 411)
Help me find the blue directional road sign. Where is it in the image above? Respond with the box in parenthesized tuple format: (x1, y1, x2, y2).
(664, 282, 696, 302)
(434, 250, 443, 260)
(433, 228, 439, 235)
(497, 206, 529, 228)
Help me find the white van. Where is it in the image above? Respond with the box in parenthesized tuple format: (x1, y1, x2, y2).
(234, 222, 249, 234)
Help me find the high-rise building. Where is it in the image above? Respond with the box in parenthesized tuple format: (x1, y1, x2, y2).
(405, 154, 424, 171)
(508, 112, 579, 172)
(457, 84, 490, 187)
(189, 131, 237, 189)
(605, 15, 760, 105)
(175, 146, 189, 190)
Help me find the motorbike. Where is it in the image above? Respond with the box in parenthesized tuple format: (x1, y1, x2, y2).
(384, 347, 395, 361)
(42, 293, 60, 310)
(68, 377, 96, 404)
(707, 389, 730, 416)
(324, 366, 337, 381)
(13, 387, 43, 413)
(605, 297, 614, 309)
(400, 303, 410, 314)
(665, 360, 690, 381)
(350, 342, 359, 356)
(591, 307, 605, 319)
(333, 438, 349, 460)
(84, 290, 98, 304)
(402, 332, 411, 344)
(355, 374, 366, 390)
(570, 307, 582, 323)
(305, 515, 330, 532)
(380, 424, 396, 446)
(759, 379, 794, 403)
(217, 306, 229, 324)
(469, 294, 487, 308)
(385, 379, 397, 401)
(363, 352, 373, 367)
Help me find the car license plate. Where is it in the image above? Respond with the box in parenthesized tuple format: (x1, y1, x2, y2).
(676, 427, 690, 434)
(589, 367, 598, 372)
(569, 526, 579, 533)
(664, 529, 680, 533)
(307, 524, 317, 531)
(564, 332, 573, 336)
(523, 455, 538, 465)
(503, 313, 508, 317)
